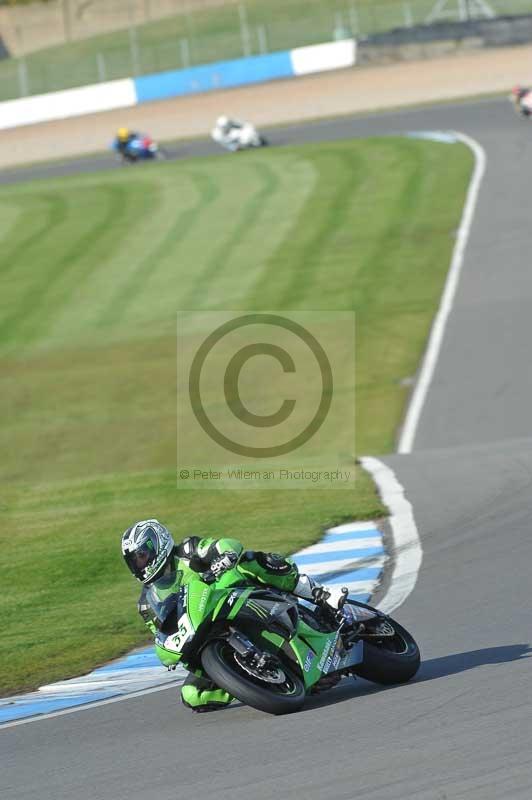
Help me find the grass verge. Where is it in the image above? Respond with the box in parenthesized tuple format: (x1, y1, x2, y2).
(0, 136, 472, 694)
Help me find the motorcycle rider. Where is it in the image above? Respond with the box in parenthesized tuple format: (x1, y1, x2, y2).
(211, 115, 244, 151)
(114, 127, 139, 156)
(511, 85, 532, 117)
(121, 518, 348, 713)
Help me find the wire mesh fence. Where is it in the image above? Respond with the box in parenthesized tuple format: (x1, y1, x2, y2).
(0, 0, 531, 101)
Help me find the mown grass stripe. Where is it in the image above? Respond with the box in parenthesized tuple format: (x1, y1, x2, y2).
(109, 169, 221, 326)
(180, 160, 280, 310)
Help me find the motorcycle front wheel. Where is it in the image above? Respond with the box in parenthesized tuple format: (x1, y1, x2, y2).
(352, 618, 420, 685)
(201, 639, 306, 715)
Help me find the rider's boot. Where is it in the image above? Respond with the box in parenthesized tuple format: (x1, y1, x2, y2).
(181, 671, 233, 713)
(293, 575, 348, 618)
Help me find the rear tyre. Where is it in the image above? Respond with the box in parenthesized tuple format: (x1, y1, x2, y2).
(353, 619, 420, 685)
(201, 639, 306, 715)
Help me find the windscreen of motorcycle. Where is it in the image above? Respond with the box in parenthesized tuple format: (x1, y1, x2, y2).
(145, 570, 184, 628)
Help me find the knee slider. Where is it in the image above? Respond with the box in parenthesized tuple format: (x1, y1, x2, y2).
(255, 551, 294, 575)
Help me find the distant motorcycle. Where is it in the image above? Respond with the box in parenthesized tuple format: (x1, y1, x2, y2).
(211, 116, 268, 152)
(111, 134, 167, 163)
(510, 86, 532, 118)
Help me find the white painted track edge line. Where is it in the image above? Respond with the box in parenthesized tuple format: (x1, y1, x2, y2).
(0, 680, 184, 731)
(365, 133, 484, 610)
(359, 457, 423, 615)
(397, 131, 486, 454)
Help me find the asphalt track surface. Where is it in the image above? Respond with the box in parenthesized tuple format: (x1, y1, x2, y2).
(3, 98, 532, 799)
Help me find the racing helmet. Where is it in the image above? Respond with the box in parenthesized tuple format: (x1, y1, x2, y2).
(117, 127, 130, 142)
(512, 85, 523, 97)
(121, 519, 175, 584)
(216, 115, 230, 133)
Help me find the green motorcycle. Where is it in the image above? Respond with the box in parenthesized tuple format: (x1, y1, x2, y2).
(148, 561, 420, 715)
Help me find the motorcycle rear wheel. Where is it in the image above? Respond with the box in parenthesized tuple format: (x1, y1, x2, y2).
(201, 639, 306, 715)
(352, 619, 420, 685)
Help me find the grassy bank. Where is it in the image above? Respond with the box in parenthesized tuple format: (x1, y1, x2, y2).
(0, 137, 472, 693)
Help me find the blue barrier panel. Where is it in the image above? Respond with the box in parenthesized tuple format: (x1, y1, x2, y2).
(134, 50, 294, 104)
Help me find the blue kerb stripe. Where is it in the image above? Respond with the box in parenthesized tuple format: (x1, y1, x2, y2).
(295, 545, 384, 566)
(323, 529, 380, 543)
(134, 50, 293, 103)
(315, 566, 382, 583)
(94, 660, 160, 673)
(94, 650, 161, 673)
(0, 691, 116, 724)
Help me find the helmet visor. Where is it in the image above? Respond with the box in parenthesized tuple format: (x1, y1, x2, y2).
(124, 530, 158, 580)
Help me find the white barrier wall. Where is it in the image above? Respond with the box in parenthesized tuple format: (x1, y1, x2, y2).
(290, 40, 357, 76)
(0, 78, 137, 131)
(0, 40, 357, 131)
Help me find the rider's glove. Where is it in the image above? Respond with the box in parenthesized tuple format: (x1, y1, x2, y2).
(311, 585, 329, 605)
(210, 550, 239, 578)
(312, 585, 349, 613)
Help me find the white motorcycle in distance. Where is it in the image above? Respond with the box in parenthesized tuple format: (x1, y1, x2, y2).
(510, 85, 532, 118)
(211, 115, 268, 152)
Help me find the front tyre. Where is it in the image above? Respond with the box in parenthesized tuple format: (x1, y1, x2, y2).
(201, 639, 305, 715)
(353, 619, 420, 685)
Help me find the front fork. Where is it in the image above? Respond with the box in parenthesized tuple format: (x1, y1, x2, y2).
(225, 628, 255, 656)
(224, 628, 279, 673)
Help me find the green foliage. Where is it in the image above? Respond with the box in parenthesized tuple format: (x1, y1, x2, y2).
(0, 137, 472, 694)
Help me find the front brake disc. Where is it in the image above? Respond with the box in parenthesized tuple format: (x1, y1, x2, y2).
(233, 652, 286, 684)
